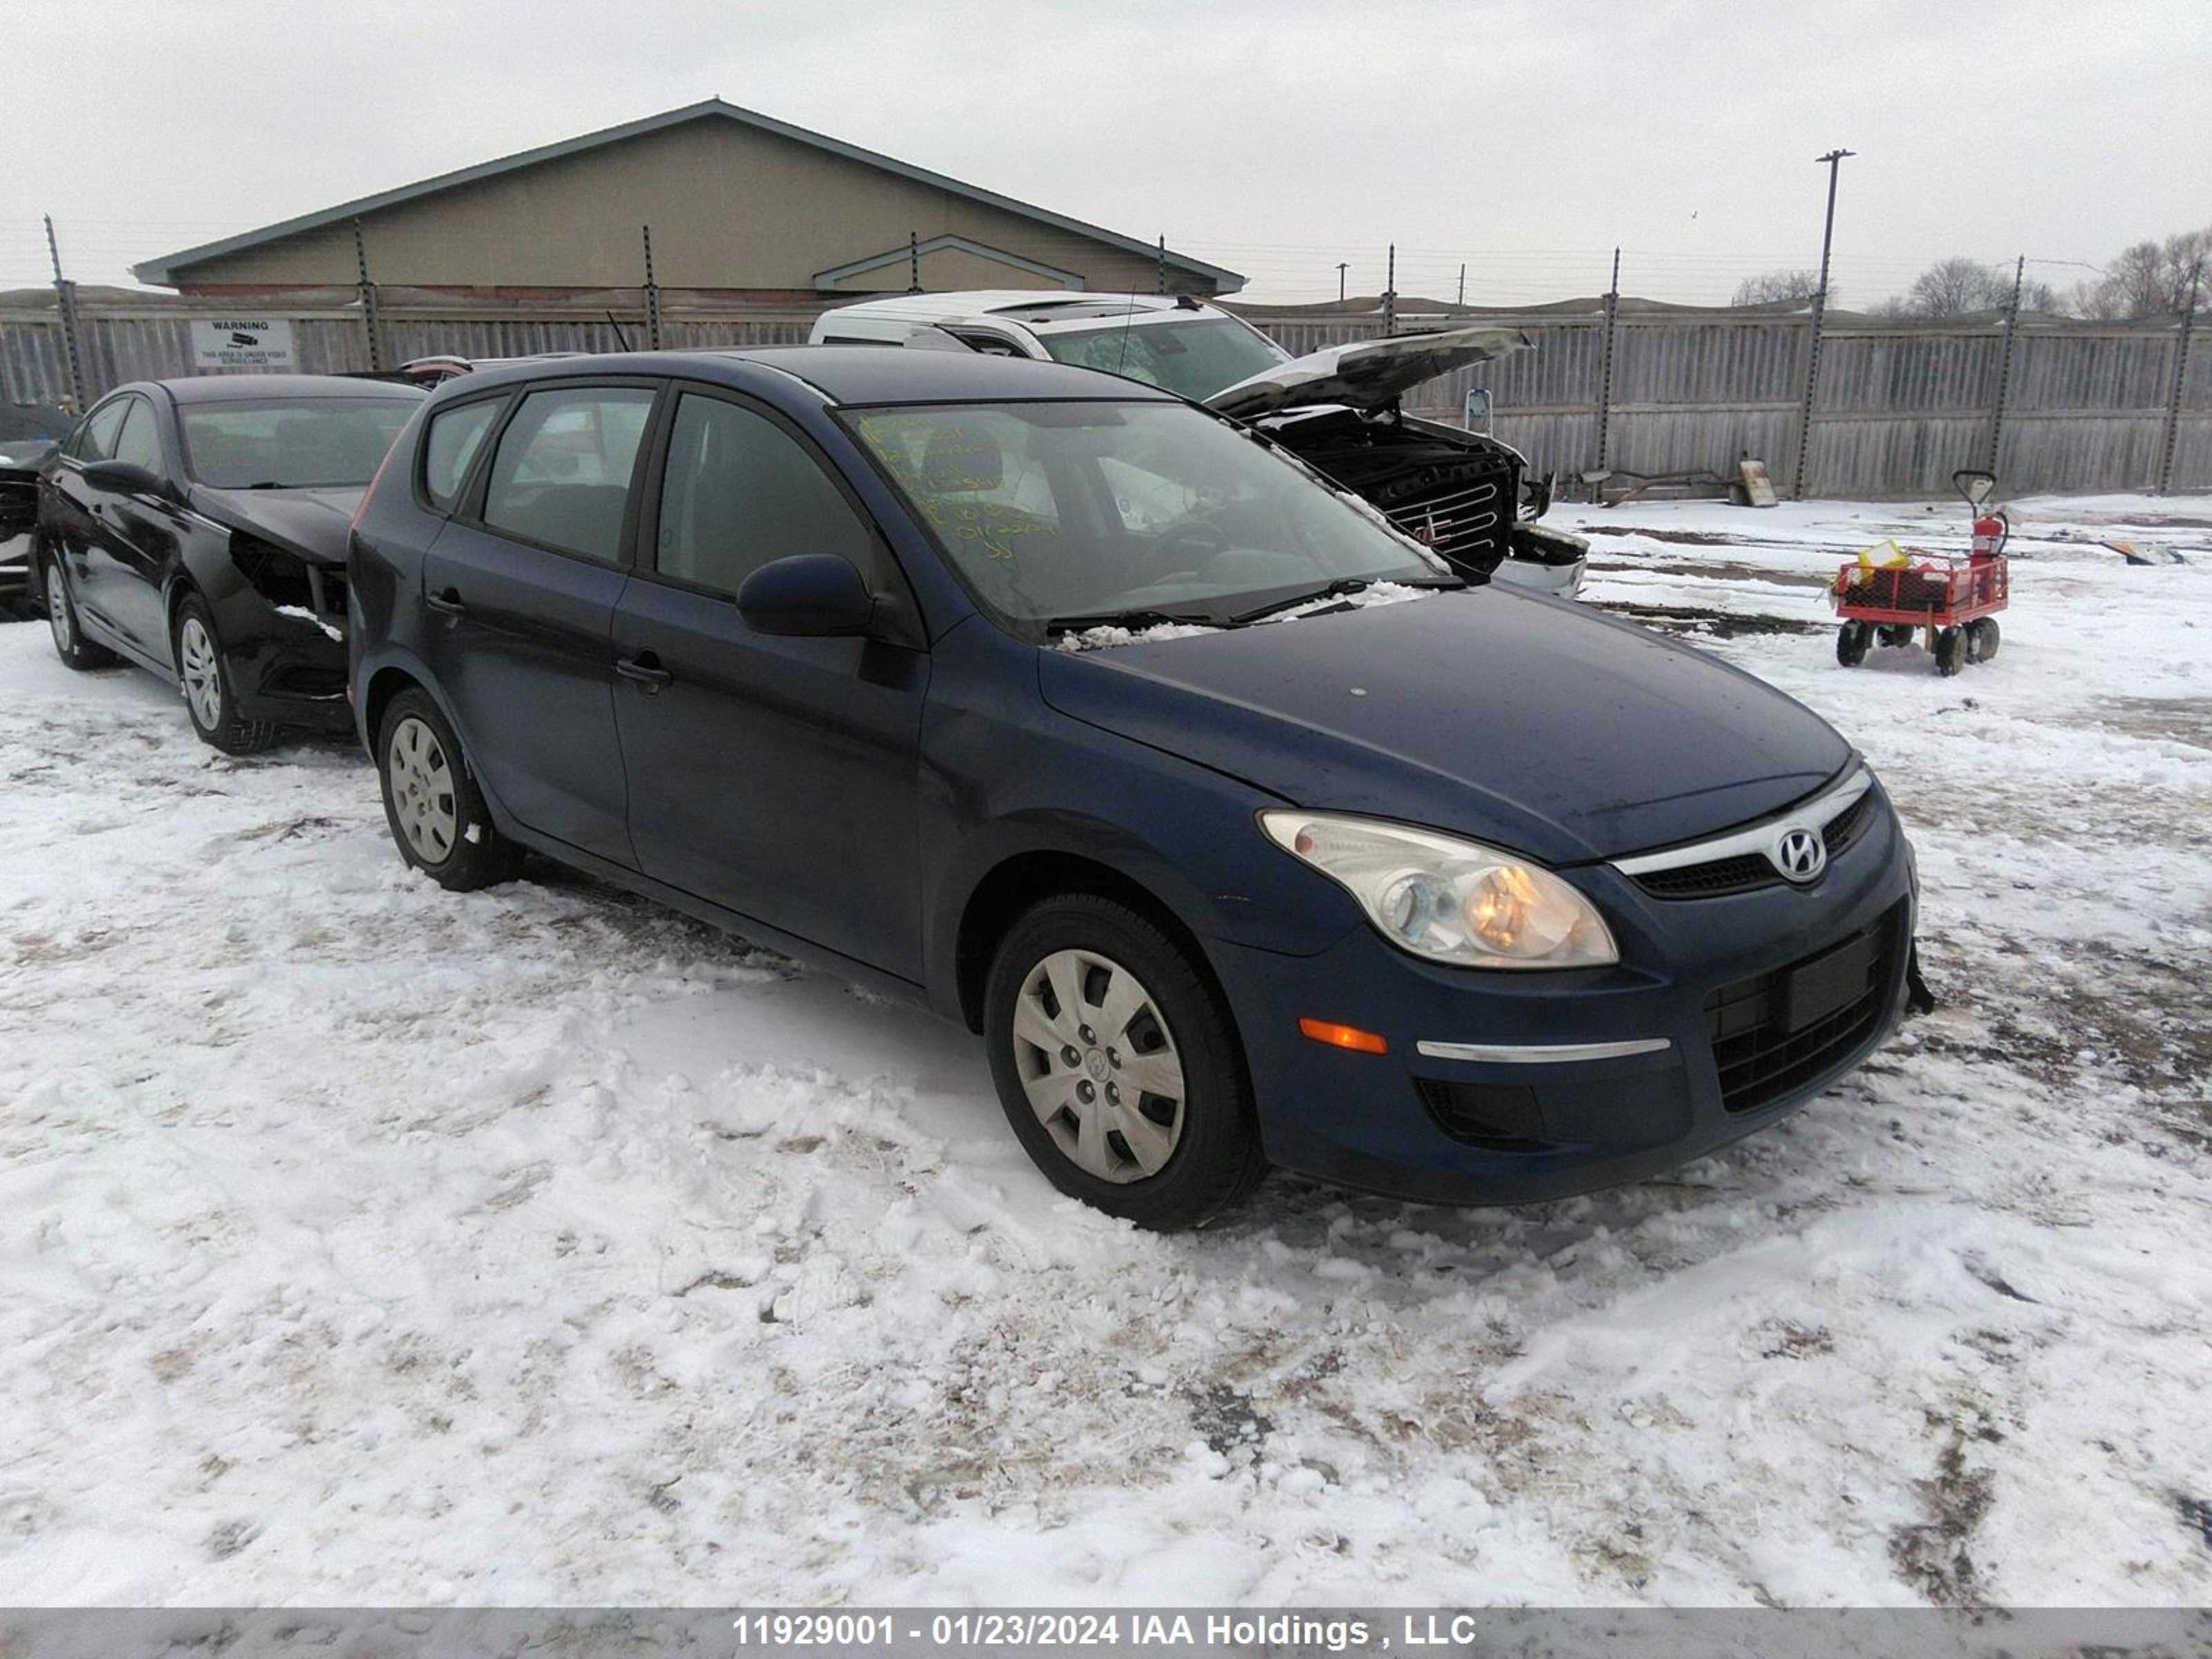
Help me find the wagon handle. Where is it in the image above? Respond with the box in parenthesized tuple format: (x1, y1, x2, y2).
(1952, 468, 1997, 511)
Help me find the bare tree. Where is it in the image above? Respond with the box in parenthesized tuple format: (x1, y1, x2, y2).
(2073, 228, 2211, 318)
(1732, 268, 1826, 306)
(1885, 258, 2057, 318)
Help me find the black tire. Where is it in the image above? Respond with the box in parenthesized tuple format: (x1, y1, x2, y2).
(1966, 616, 2001, 663)
(984, 894, 1266, 1229)
(1835, 621, 1869, 667)
(41, 549, 119, 671)
(173, 594, 279, 754)
(1879, 625, 1915, 648)
(1935, 626, 1966, 677)
(376, 688, 522, 891)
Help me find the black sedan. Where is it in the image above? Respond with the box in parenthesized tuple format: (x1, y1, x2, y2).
(34, 375, 425, 751)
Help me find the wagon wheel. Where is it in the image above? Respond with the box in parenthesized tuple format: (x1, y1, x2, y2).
(1879, 625, 1914, 648)
(1935, 626, 1966, 676)
(1835, 621, 1870, 667)
(1966, 616, 2001, 663)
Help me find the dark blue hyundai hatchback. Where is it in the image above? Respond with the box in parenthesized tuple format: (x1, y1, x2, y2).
(350, 347, 1918, 1227)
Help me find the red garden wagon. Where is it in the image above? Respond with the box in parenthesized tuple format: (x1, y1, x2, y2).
(1832, 469, 2010, 677)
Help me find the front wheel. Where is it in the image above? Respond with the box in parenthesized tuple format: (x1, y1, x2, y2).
(1835, 621, 1869, 667)
(1966, 616, 2001, 662)
(175, 594, 278, 753)
(984, 894, 1265, 1228)
(1934, 626, 1966, 677)
(377, 688, 521, 891)
(42, 550, 118, 670)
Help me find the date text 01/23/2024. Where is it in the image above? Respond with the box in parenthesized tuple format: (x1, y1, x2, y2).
(730, 1612, 1508, 1650)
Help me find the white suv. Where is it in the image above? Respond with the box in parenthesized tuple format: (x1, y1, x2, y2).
(810, 290, 1586, 597)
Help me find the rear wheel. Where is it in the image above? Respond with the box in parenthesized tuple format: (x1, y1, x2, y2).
(984, 894, 1264, 1228)
(42, 550, 118, 670)
(376, 688, 520, 890)
(174, 595, 278, 754)
(1835, 621, 1869, 667)
(1966, 616, 2001, 662)
(1935, 626, 1966, 677)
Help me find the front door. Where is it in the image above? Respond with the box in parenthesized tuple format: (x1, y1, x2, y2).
(420, 382, 660, 868)
(612, 386, 929, 978)
(81, 395, 187, 662)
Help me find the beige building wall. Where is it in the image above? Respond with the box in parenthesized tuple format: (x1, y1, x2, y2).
(171, 115, 1192, 296)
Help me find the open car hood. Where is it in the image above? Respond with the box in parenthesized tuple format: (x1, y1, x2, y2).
(1204, 326, 1532, 420)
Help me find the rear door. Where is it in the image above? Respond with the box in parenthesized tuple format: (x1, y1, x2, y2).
(419, 380, 660, 868)
(81, 394, 187, 659)
(610, 384, 930, 977)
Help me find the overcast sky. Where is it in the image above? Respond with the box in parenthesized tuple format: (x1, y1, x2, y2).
(5, 0, 2205, 307)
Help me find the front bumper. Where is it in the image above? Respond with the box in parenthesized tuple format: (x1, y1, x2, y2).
(1206, 790, 1915, 1206)
(214, 589, 354, 733)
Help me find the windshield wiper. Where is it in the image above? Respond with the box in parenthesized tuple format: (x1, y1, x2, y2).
(1042, 607, 1219, 635)
(1224, 574, 1461, 626)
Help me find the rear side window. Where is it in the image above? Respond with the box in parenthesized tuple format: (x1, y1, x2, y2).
(653, 393, 874, 596)
(421, 398, 502, 512)
(111, 399, 163, 476)
(480, 386, 656, 562)
(73, 400, 130, 462)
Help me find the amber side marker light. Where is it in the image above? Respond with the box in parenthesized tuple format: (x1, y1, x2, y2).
(1298, 1018, 1389, 1056)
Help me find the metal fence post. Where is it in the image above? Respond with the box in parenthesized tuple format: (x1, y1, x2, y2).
(353, 218, 384, 372)
(1987, 254, 2025, 474)
(44, 214, 86, 410)
(2156, 279, 2199, 494)
(1593, 247, 1620, 478)
(1382, 244, 1396, 336)
(641, 224, 663, 350)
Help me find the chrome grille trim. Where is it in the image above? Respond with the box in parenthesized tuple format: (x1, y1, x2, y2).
(1612, 766, 1875, 879)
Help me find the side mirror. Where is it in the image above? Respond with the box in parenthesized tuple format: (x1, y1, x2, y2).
(735, 554, 876, 638)
(82, 459, 171, 498)
(1462, 387, 1494, 436)
(1953, 468, 1996, 510)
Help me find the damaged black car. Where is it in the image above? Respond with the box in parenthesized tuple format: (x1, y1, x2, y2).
(32, 375, 424, 752)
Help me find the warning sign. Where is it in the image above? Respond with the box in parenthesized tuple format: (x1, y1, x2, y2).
(189, 319, 297, 371)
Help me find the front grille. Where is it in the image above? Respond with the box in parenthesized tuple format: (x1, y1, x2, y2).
(1704, 903, 1903, 1113)
(1385, 477, 1504, 565)
(1414, 1078, 1550, 1152)
(1631, 782, 1882, 901)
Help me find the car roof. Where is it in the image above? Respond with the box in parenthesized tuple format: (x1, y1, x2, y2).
(445, 346, 1180, 408)
(819, 290, 1215, 331)
(156, 374, 428, 404)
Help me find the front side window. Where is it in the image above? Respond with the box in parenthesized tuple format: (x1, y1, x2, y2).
(1038, 318, 1288, 400)
(653, 393, 873, 594)
(421, 397, 503, 512)
(178, 397, 418, 488)
(111, 399, 164, 477)
(849, 400, 1450, 628)
(73, 399, 131, 463)
(480, 386, 655, 562)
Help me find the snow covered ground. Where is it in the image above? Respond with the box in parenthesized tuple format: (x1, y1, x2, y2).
(1, 495, 2209, 1607)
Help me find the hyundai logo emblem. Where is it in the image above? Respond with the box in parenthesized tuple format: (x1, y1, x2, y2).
(1772, 827, 1827, 883)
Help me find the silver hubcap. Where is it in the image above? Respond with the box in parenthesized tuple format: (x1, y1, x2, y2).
(388, 716, 459, 863)
(1012, 948, 1185, 1184)
(179, 617, 223, 730)
(47, 565, 73, 653)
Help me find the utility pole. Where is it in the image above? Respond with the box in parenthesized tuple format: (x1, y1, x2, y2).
(353, 217, 384, 373)
(1792, 147, 1855, 498)
(1988, 254, 2025, 473)
(1382, 243, 1396, 336)
(641, 224, 662, 351)
(1335, 262, 1348, 303)
(44, 214, 84, 411)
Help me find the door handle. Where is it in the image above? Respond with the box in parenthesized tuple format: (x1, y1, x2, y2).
(615, 653, 673, 691)
(426, 588, 466, 617)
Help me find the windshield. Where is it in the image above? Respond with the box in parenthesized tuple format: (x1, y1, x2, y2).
(179, 397, 418, 488)
(1038, 317, 1288, 401)
(847, 400, 1452, 629)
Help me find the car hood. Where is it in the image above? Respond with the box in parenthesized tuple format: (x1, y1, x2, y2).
(1205, 326, 1532, 420)
(1037, 590, 1853, 865)
(189, 483, 366, 565)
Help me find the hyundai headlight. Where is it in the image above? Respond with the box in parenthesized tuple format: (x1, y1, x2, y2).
(1260, 811, 1618, 969)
